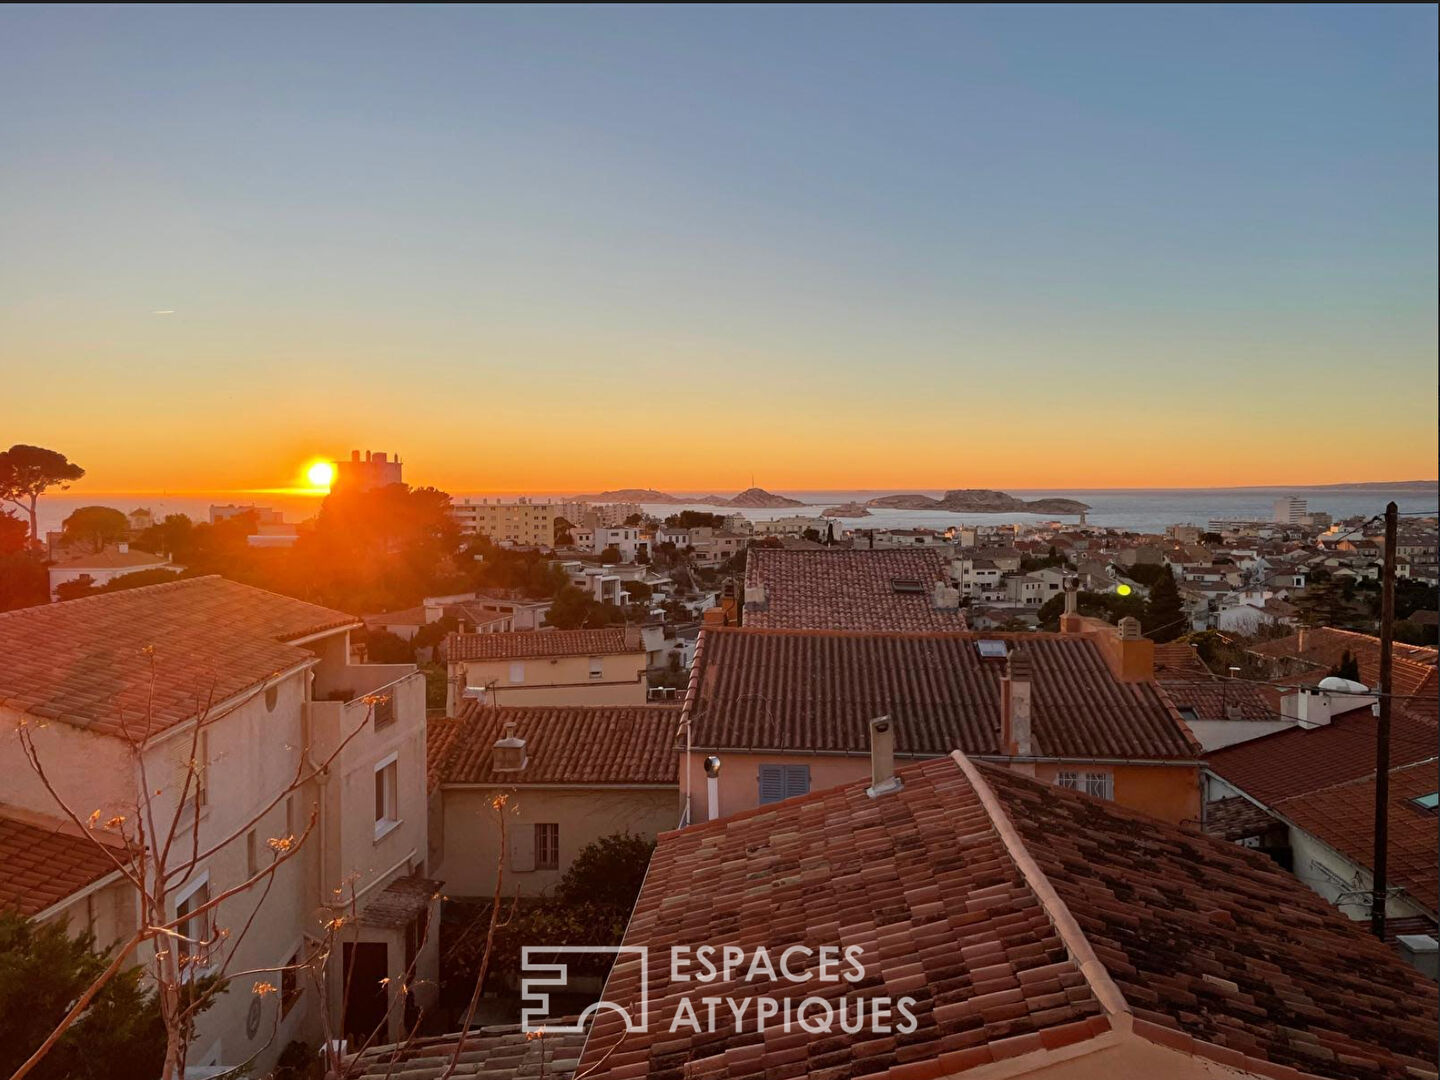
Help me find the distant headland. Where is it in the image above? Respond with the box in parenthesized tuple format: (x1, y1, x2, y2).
(864, 489, 1091, 514)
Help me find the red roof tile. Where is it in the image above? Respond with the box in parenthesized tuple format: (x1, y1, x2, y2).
(0, 809, 127, 916)
(1274, 761, 1439, 915)
(1152, 642, 1211, 677)
(687, 628, 1198, 760)
(443, 627, 639, 662)
(429, 704, 680, 787)
(1206, 707, 1438, 806)
(1159, 678, 1278, 722)
(1249, 628, 1437, 698)
(0, 575, 359, 737)
(346, 1023, 587, 1079)
(743, 549, 967, 632)
(578, 755, 1438, 1080)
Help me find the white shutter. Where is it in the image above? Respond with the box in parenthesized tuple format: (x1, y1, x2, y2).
(509, 826, 535, 872)
(758, 765, 785, 805)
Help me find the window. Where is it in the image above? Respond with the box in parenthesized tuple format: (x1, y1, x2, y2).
(373, 692, 395, 730)
(181, 730, 209, 817)
(1411, 792, 1439, 813)
(535, 823, 560, 870)
(509, 662, 525, 684)
(588, 656, 604, 680)
(281, 950, 301, 1018)
(374, 756, 399, 838)
(175, 875, 212, 974)
(1056, 771, 1113, 800)
(758, 764, 810, 805)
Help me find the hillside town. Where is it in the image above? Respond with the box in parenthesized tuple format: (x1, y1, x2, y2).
(1, 443, 1436, 1080)
(2, 5, 1437, 1078)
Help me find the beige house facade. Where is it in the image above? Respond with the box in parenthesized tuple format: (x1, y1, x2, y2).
(0, 576, 436, 1074)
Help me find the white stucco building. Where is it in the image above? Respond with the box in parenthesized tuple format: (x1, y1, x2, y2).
(0, 576, 435, 1075)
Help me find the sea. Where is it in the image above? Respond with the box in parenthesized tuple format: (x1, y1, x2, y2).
(29, 484, 1439, 540)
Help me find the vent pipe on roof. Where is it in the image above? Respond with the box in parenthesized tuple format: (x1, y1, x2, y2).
(1001, 652, 1033, 758)
(704, 755, 722, 821)
(866, 716, 902, 797)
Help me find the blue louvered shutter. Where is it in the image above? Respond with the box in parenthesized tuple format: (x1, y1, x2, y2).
(783, 765, 810, 799)
(758, 765, 786, 804)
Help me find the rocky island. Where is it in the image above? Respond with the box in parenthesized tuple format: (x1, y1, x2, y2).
(714, 487, 807, 508)
(575, 487, 807, 508)
(865, 489, 1090, 514)
(821, 501, 872, 518)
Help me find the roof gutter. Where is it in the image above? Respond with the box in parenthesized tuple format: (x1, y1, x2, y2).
(684, 745, 1202, 768)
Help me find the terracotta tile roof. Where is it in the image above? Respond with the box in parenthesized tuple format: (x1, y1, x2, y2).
(1274, 761, 1439, 916)
(1249, 627, 1437, 689)
(0, 809, 127, 916)
(742, 548, 967, 631)
(1203, 795, 1284, 842)
(578, 754, 1438, 1080)
(359, 875, 443, 930)
(345, 1023, 586, 1079)
(687, 628, 1198, 760)
(1158, 678, 1278, 722)
(1206, 707, 1438, 806)
(443, 628, 638, 662)
(0, 575, 359, 737)
(1152, 642, 1211, 677)
(51, 546, 171, 569)
(429, 704, 680, 788)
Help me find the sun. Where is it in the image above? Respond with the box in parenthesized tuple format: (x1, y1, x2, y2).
(306, 460, 336, 490)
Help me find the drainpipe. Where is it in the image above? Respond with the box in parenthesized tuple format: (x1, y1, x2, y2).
(302, 670, 330, 906)
(704, 755, 721, 821)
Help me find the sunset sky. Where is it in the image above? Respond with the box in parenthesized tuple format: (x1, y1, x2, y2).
(1, 5, 1435, 494)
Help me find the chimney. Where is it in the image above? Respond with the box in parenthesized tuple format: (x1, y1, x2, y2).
(743, 583, 769, 612)
(623, 624, 643, 651)
(492, 721, 527, 772)
(1096, 617, 1155, 683)
(1297, 627, 1309, 652)
(1059, 576, 1082, 633)
(866, 716, 902, 797)
(117, 541, 129, 554)
(931, 581, 960, 611)
(1000, 653, 1033, 758)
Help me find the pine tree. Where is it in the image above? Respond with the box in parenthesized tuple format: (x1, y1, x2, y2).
(1143, 570, 1186, 643)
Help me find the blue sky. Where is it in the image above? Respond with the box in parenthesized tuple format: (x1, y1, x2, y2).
(1, 5, 1435, 491)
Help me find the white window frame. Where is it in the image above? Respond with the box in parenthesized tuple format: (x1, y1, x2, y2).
(374, 753, 400, 841)
(174, 871, 214, 979)
(1055, 770, 1114, 800)
(508, 662, 525, 684)
(534, 823, 560, 870)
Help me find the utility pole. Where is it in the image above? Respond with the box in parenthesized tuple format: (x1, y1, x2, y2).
(1370, 501, 1397, 941)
